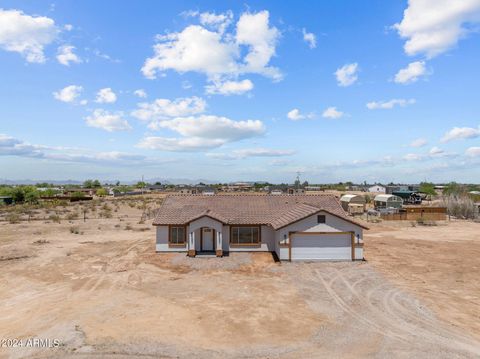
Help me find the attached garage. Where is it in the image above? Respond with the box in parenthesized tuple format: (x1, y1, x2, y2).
(289, 225, 354, 261)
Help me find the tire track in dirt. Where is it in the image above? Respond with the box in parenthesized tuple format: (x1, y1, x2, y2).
(318, 266, 480, 356)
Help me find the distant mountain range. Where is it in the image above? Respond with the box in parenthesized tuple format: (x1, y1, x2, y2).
(0, 178, 221, 186)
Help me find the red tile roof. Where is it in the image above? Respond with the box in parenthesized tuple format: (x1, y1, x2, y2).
(153, 194, 368, 230)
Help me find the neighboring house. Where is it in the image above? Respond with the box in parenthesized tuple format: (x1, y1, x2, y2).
(270, 189, 283, 195)
(374, 194, 403, 210)
(153, 194, 368, 261)
(202, 188, 216, 195)
(287, 188, 305, 195)
(368, 185, 386, 194)
(339, 194, 366, 215)
(179, 188, 198, 195)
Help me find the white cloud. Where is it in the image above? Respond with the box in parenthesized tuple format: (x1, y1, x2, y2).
(287, 108, 314, 121)
(394, 61, 427, 84)
(322, 107, 343, 119)
(138, 115, 265, 152)
(85, 109, 131, 132)
(367, 98, 416, 110)
(56, 45, 81, 66)
(466, 147, 480, 157)
(53, 85, 83, 103)
(131, 96, 206, 122)
(137, 136, 225, 152)
(134, 89, 147, 98)
(429, 146, 444, 155)
(95, 88, 117, 103)
(403, 153, 423, 161)
(199, 11, 233, 34)
(394, 0, 480, 58)
(441, 126, 480, 142)
(205, 79, 253, 95)
(0, 133, 155, 165)
(156, 115, 265, 141)
(409, 138, 428, 148)
(208, 148, 295, 159)
(141, 10, 281, 83)
(0, 9, 58, 63)
(302, 28, 316, 49)
(334, 63, 358, 87)
(64, 24, 73, 31)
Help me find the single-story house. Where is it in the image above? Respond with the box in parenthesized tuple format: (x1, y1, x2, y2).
(368, 185, 386, 194)
(153, 194, 368, 261)
(340, 194, 366, 214)
(374, 194, 403, 210)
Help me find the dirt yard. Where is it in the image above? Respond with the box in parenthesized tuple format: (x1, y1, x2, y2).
(0, 198, 479, 358)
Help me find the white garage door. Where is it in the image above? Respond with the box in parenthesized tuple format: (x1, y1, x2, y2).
(291, 233, 352, 261)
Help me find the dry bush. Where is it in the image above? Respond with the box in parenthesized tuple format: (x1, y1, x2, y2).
(66, 212, 79, 220)
(69, 226, 83, 235)
(125, 224, 132, 230)
(442, 195, 478, 219)
(49, 214, 61, 223)
(6, 213, 21, 224)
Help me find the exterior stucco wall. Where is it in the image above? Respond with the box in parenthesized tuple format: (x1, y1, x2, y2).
(274, 211, 364, 260)
(155, 225, 187, 252)
(222, 225, 275, 252)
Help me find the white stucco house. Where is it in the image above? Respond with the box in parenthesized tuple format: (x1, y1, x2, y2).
(368, 185, 386, 194)
(153, 194, 368, 261)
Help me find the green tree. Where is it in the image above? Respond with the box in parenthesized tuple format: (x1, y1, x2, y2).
(92, 179, 102, 188)
(419, 182, 437, 196)
(25, 190, 40, 204)
(71, 191, 85, 199)
(11, 187, 25, 203)
(443, 182, 464, 196)
(83, 179, 94, 188)
(96, 188, 108, 197)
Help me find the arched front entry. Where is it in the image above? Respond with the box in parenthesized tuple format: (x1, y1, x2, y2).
(187, 216, 224, 257)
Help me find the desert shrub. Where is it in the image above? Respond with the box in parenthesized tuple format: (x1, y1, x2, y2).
(66, 212, 79, 220)
(6, 213, 21, 224)
(442, 195, 478, 219)
(125, 224, 132, 230)
(70, 226, 80, 234)
(49, 214, 61, 223)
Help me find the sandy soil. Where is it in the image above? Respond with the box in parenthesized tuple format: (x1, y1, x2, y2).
(0, 199, 479, 358)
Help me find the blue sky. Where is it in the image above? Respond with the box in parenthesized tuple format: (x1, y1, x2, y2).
(1, 0, 480, 183)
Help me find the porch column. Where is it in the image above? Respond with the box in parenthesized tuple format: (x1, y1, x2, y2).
(216, 231, 223, 257)
(188, 231, 196, 257)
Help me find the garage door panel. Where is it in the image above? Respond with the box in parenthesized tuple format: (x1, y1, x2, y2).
(291, 233, 352, 261)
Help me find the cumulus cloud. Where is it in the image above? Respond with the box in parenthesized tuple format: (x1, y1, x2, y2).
(85, 109, 131, 132)
(56, 45, 81, 66)
(53, 85, 83, 103)
(156, 115, 265, 141)
(334, 63, 358, 87)
(409, 138, 427, 148)
(441, 126, 480, 142)
(138, 115, 265, 152)
(287, 108, 314, 121)
(131, 96, 206, 122)
(394, 0, 480, 58)
(205, 79, 253, 95)
(207, 148, 295, 160)
(367, 98, 416, 110)
(141, 10, 281, 92)
(466, 147, 480, 157)
(302, 28, 316, 49)
(322, 107, 343, 119)
(0, 9, 58, 63)
(95, 88, 117, 103)
(394, 61, 427, 84)
(134, 89, 147, 98)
